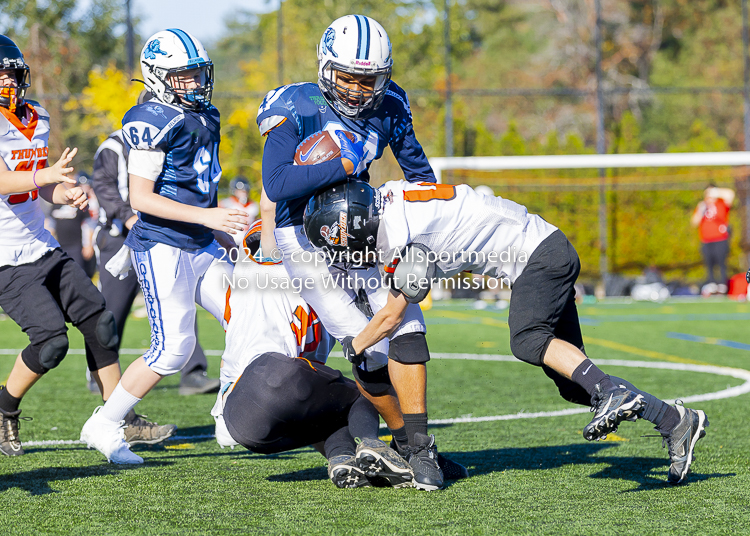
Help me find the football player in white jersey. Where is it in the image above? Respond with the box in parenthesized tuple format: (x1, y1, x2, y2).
(304, 180, 709, 486)
(0, 35, 174, 456)
(80, 30, 248, 464)
(213, 222, 417, 488)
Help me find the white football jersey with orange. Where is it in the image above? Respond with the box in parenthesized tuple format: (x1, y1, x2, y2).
(219, 255, 335, 387)
(376, 180, 557, 284)
(0, 101, 58, 267)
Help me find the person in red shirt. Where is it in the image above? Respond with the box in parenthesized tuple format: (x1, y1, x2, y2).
(691, 185, 735, 293)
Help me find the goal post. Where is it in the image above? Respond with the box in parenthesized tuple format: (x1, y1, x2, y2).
(428, 152, 750, 284)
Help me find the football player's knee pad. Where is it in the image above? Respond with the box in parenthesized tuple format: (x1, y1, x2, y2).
(389, 332, 430, 364)
(95, 310, 119, 350)
(352, 364, 391, 395)
(509, 327, 551, 367)
(22, 334, 70, 373)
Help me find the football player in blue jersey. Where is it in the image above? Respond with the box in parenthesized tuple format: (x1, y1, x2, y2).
(257, 15, 454, 490)
(81, 30, 248, 464)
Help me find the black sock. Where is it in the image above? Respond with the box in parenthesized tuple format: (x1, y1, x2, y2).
(347, 396, 380, 441)
(609, 376, 680, 433)
(571, 359, 616, 399)
(403, 413, 428, 446)
(390, 425, 408, 452)
(324, 426, 356, 459)
(0, 386, 21, 414)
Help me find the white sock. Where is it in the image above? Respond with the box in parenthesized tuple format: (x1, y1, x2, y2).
(99, 383, 141, 422)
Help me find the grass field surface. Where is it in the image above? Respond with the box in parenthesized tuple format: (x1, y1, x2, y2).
(1, 299, 748, 534)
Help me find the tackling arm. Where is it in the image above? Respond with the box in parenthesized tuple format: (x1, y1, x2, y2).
(352, 290, 410, 354)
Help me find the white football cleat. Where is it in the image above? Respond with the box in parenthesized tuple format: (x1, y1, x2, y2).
(81, 407, 143, 464)
(211, 386, 238, 449)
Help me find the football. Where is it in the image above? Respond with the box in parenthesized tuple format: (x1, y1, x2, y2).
(294, 130, 356, 166)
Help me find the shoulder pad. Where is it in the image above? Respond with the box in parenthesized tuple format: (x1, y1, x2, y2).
(256, 83, 321, 134)
(122, 102, 184, 150)
(25, 100, 50, 121)
(384, 243, 436, 304)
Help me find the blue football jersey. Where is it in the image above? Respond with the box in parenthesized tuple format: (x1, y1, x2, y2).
(256, 82, 435, 228)
(122, 100, 222, 251)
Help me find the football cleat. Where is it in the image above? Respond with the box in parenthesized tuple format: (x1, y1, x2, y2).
(663, 404, 708, 485)
(179, 369, 221, 396)
(80, 407, 143, 464)
(123, 410, 176, 446)
(355, 438, 414, 488)
(0, 408, 28, 457)
(327, 454, 371, 489)
(583, 384, 644, 441)
(404, 433, 444, 491)
(390, 438, 468, 481)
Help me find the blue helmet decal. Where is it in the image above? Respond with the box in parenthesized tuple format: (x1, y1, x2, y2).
(323, 28, 338, 58)
(144, 39, 167, 60)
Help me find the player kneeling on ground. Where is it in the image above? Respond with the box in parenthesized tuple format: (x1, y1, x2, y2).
(0, 35, 174, 456)
(303, 180, 708, 486)
(212, 223, 416, 488)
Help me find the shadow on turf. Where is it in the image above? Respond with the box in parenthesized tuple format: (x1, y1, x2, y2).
(443, 443, 734, 491)
(0, 461, 172, 496)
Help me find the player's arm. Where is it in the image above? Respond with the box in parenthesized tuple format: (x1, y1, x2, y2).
(390, 124, 436, 184)
(260, 186, 278, 255)
(708, 187, 735, 206)
(93, 144, 138, 229)
(0, 147, 78, 195)
(351, 289, 410, 354)
(690, 202, 705, 227)
(128, 149, 247, 234)
(261, 118, 351, 203)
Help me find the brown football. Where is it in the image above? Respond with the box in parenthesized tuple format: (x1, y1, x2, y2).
(294, 130, 357, 166)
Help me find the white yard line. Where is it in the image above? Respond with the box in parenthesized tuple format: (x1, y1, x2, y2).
(13, 353, 750, 447)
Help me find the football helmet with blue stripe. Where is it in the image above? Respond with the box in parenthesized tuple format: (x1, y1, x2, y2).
(317, 15, 392, 120)
(139, 29, 214, 110)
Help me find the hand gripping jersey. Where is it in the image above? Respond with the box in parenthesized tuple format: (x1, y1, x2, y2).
(256, 82, 435, 228)
(377, 181, 558, 284)
(220, 256, 336, 387)
(0, 101, 58, 267)
(122, 99, 222, 251)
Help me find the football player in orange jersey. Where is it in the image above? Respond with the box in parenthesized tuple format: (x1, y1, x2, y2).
(0, 35, 174, 456)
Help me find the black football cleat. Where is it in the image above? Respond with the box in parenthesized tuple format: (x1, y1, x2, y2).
(391, 437, 468, 481)
(404, 433, 444, 491)
(583, 383, 644, 441)
(0, 408, 27, 457)
(663, 404, 708, 485)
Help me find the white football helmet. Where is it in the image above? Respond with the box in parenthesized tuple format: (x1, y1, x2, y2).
(317, 15, 392, 120)
(139, 29, 213, 110)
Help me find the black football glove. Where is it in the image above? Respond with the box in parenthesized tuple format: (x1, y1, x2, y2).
(342, 336, 365, 367)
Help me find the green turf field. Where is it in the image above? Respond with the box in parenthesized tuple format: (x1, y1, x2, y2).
(1, 298, 749, 535)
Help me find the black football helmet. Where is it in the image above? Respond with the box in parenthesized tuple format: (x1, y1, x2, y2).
(303, 180, 380, 257)
(0, 35, 30, 112)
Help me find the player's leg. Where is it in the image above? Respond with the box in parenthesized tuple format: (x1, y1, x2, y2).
(81, 244, 200, 463)
(0, 256, 70, 456)
(509, 231, 708, 482)
(96, 231, 140, 350)
(365, 273, 445, 490)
